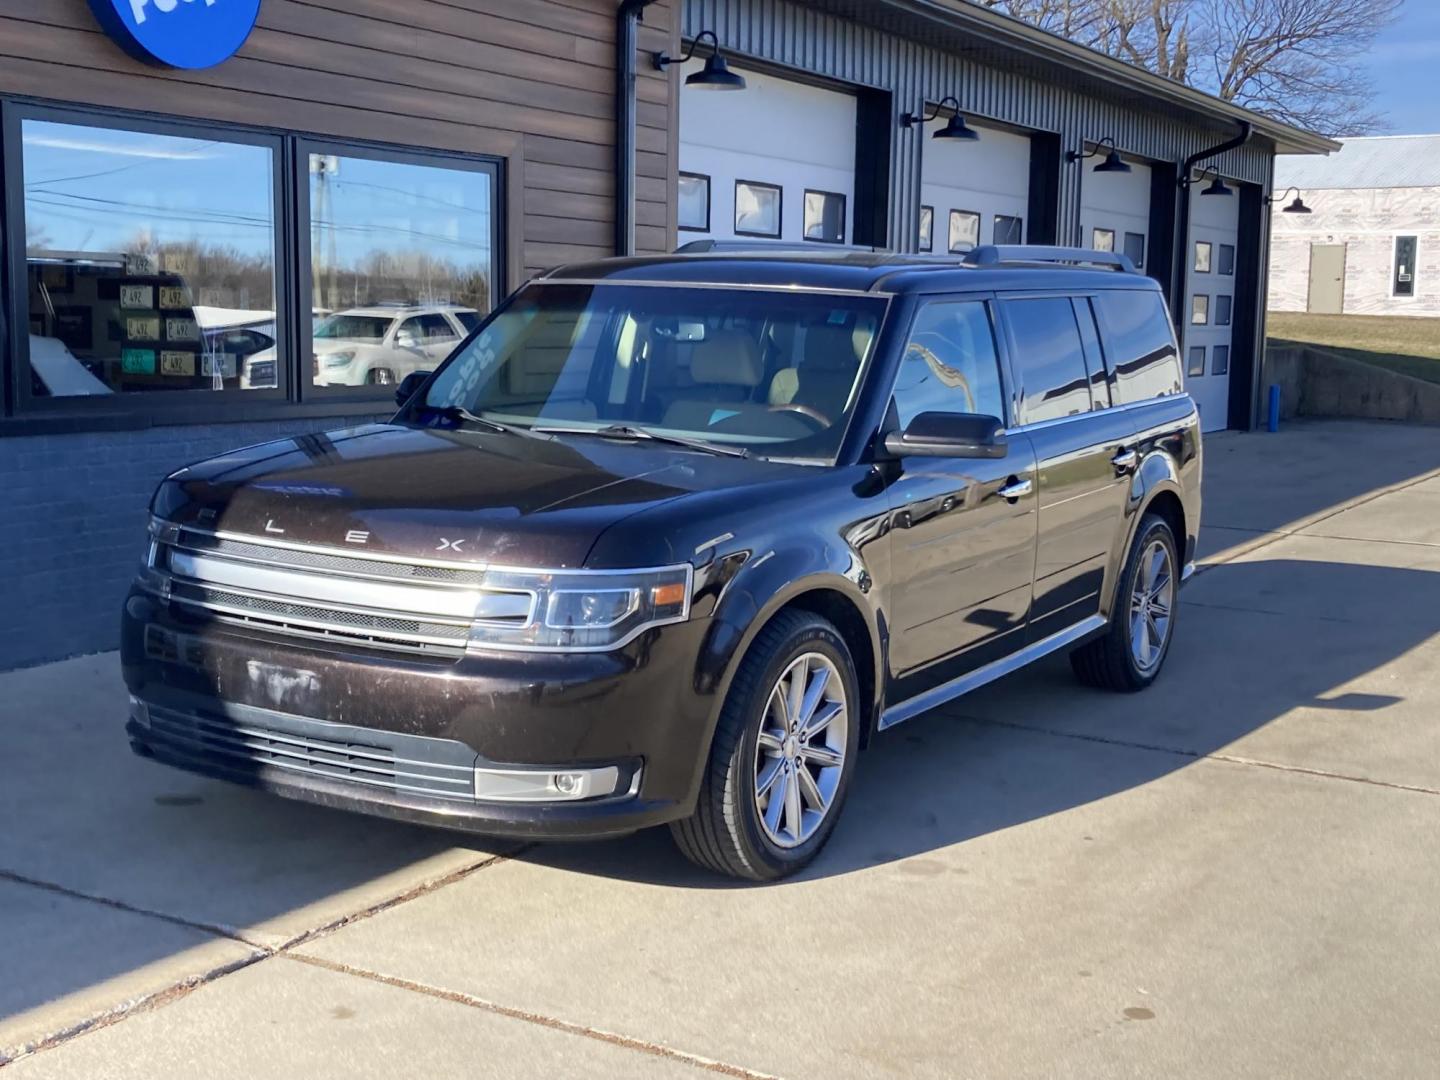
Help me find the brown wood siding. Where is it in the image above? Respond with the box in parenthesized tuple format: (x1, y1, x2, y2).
(0, 0, 679, 288)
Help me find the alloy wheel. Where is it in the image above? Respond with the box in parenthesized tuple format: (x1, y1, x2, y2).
(1129, 538, 1175, 673)
(752, 652, 848, 849)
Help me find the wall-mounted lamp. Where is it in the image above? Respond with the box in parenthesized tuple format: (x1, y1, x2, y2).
(1181, 164, 1232, 196)
(1266, 186, 1313, 214)
(654, 30, 746, 90)
(1067, 137, 1132, 174)
(900, 96, 980, 141)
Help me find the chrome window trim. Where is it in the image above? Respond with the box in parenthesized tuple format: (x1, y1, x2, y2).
(1002, 394, 1191, 436)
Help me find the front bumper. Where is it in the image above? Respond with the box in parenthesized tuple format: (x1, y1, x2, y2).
(121, 589, 716, 839)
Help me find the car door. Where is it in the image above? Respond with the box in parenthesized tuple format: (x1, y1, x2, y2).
(996, 294, 1138, 644)
(884, 296, 1040, 705)
(418, 313, 462, 365)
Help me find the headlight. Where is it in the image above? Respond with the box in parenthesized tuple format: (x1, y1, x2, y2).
(469, 565, 692, 652)
(321, 350, 357, 367)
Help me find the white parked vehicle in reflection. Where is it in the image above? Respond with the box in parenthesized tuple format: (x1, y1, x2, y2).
(239, 304, 480, 389)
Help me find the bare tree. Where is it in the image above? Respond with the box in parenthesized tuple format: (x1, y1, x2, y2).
(976, 0, 1402, 135)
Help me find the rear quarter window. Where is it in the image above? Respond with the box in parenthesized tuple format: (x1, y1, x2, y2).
(1091, 290, 1183, 406)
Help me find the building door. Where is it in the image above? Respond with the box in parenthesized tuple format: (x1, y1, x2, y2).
(1183, 183, 1241, 432)
(678, 65, 857, 246)
(1307, 244, 1347, 314)
(920, 121, 1031, 254)
(1078, 151, 1150, 271)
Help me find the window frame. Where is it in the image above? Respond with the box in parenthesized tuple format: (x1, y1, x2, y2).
(802, 188, 847, 245)
(1, 97, 505, 429)
(677, 171, 711, 233)
(948, 209, 981, 254)
(733, 179, 783, 239)
(297, 136, 501, 405)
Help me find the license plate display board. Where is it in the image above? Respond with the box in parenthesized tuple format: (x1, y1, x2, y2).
(160, 351, 196, 377)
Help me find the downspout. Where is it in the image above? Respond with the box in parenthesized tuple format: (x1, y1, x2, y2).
(1171, 120, 1253, 324)
(616, 0, 661, 256)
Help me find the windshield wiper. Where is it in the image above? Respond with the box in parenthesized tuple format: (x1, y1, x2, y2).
(534, 423, 750, 458)
(421, 404, 546, 439)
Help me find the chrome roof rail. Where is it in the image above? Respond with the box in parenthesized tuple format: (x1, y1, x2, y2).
(962, 245, 1139, 273)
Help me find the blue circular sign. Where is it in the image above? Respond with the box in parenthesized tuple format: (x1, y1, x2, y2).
(87, 0, 262, 70)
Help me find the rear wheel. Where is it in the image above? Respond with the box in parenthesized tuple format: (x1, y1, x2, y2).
(366, 367, 396, 386)
(1070, 513, 1179, 692)
(671, 610, 859, 881)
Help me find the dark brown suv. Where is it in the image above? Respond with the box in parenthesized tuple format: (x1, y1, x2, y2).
(124, 245, 1200, 880)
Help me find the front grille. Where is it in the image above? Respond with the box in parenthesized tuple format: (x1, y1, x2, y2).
(151, 526, 532, 657)
(145, 705, 476, 801)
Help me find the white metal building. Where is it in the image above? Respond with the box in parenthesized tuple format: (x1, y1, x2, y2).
(1270, 136, 1440, 318)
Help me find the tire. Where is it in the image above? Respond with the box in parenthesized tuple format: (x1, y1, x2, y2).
(366, 368, 396, 386)
(1070, 513, 1180, 692)
(670, 609, 861, 881)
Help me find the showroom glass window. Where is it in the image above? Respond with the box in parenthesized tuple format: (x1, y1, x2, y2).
(19, 118, 279, 398)
(306, 149, 495, 390)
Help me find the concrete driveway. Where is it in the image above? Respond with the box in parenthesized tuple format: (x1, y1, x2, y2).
(3, 418, 1439, 1078)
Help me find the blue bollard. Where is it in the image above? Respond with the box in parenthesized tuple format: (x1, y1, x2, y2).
(1267, 384, 1281, 433)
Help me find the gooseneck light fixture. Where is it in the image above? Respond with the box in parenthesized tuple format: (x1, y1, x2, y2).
(1266, 186, 1313, 214)
(900, 96, 981, 141)
(1067, 137, 1132, 174)
(1181, 164, 1232, 197)
(653, 30, 746, 90)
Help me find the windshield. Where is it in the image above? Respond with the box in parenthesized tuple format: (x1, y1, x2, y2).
(416, 283, 887, 460)
(315, 314, 391, 342)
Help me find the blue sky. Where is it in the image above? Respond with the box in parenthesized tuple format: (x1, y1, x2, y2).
(1367, 3, 1440, 134)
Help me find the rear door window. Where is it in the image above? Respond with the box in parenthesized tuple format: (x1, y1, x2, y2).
(1001, 297, 1092, 425)
(1090, 290, 1183, 405)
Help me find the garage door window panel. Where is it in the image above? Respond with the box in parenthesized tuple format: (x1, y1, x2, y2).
(1124, 232, 1146, 269)
(804, 190, 846, 244)
(1004, 297, 1093, 425)
(735, 181, 782, 238)
(919, 206, 935, 252)
(994, 215, 1024, 245)
(1092, 228, 1115, 253)
(1191, 295, 1209, 325)
(1394, 236, 1418, 297)
(1188, 346, 1206, 377)
(949, 210, 981, 253)
(1218, 243, 1235, 276)
(1215, 295, 1233, 327)
(16, 114, 283, 402)
(891, 301, 1006, 426)
(678, 173, 711, 232)
(1194, 241, 1213, 274)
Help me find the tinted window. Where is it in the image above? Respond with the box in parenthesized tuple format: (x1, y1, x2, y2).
(1072, 299, 1111, 410)
(892, 301, 1005, 426)
(1090, 290, 1182, 405)
(1004, 298, 1091, 424)
(417, 313, 458, 342)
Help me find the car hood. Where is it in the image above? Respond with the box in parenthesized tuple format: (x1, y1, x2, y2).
(153, 423, 806, 568)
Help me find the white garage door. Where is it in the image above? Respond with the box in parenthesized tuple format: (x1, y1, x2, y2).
(1078, 154, 1150, 270)
(678, 65, 856, 246)
(1183, 183, 1241, 432)
(919, 121, 1029, 253)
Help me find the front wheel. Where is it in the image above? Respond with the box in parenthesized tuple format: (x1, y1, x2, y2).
(1070, 513, 1180, 692)
(671, 610, 860, 881)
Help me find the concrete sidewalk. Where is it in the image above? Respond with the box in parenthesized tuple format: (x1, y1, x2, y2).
(3, 419, 1439, 1077)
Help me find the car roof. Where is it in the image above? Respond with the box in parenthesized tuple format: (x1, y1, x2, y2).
(541, 246, 1167, 297)
(333, 305, 476, 318)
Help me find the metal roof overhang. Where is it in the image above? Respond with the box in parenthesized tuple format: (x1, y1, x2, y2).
(793, 0, 1339, 156)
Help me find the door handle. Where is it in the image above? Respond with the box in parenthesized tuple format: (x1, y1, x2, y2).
(1111, 448, 1139, 473)
(996, 477, 1031, 502)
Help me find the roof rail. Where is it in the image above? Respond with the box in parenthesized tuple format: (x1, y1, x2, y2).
(675, 238, 886, 254)
(962, 245, 1138, 273)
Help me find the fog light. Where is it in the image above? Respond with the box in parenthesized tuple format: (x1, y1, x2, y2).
(473, 764, 626, 803)
(129, 695, 151, 729)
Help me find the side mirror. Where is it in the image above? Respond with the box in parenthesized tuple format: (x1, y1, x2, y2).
(395, 329, 420, 349)
(394, 370, 432, 407)
(883, 411, 1007, 459)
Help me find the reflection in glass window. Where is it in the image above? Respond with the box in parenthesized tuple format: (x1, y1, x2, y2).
(678, 173, 710, 231)
(1124, 232, 1146, 269)
(308, 152, 493, 389)
(735, 180, 781, 237)
(1004, 297, 1092, 424)
(994, 215, 1024, 245)
(893, 302, 1005, 426)
(1092, 228, 1115, 253)
(21, 119, 277, 397)
(1091, 290, 1182, 405)
(949, 210, 980, 253)
(1194, 241, 1213, 273)
(1188, 346, 1206, 377)
(1191, 294, 1210, 325)
(804, 190, 846, 244)
(918, 206, 934, 252)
